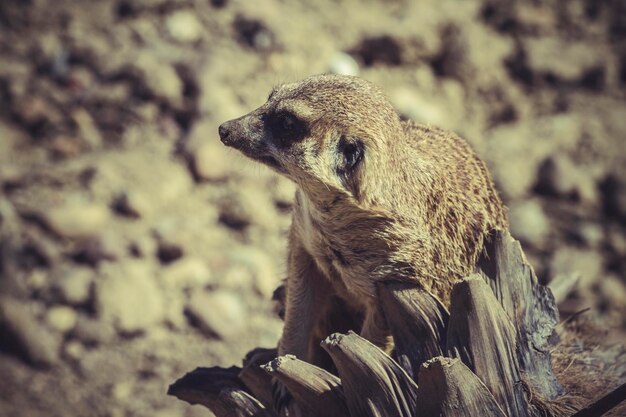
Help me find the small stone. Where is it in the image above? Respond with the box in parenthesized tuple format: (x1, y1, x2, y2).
(233, 15, 275, 51)
(64, 340, 85, 360)
(0, 297, 61, 367)
(133, 53, 183, 104)
(328, 52, 360, 76)
(166, 10, 203, 43)
(26, 270, 47, 291)
(71, 108, 103, 149)
(46, 305, 77, 333)
(71, 316, 116, 346)
(579, 222, 604, 248)
(607, 225, 626, 256)
(550, 247, 603, 291)
(52, 266, 94, 305)
(390, 88, 446, 126)
(535, 155, 599, 205)
(525, 37, 604, 83)
(597, 274, 626, 311)
(95, 261, 165, 333)
(508, 199, 550, 248)
(536, 155, 577, 197)
(189, 141, 232, 181)
(185, 290, 246, 339)
(111, 381, 134, 400)
(45, 202, 110, 239)
(156, 240, 184, 264)
(217, 184, 277, 231)
(48, 135, 84, 159)
(111, 191, 151, 219)
(270, 176, 296, 211)
(228, 247, 278, 298)
(70, 233, 124, 266)
(162, 257, 213, 288)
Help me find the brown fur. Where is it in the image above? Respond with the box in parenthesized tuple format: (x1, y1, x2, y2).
(219, 74, 508, 363)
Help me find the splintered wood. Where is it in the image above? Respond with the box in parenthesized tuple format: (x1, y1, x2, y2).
(168, 230, 625, 417)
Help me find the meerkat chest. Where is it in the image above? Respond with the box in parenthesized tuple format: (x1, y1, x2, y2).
(294, 193, 380, 299)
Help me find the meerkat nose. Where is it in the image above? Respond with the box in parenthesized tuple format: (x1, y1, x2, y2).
(218, 123, 231, 143)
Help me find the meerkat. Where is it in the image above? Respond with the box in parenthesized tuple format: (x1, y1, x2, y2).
(218, 74, 508, 411)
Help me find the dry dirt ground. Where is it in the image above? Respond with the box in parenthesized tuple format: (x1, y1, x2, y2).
(0, 0, 625, 416)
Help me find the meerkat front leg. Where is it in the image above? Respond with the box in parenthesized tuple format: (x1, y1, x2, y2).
(278, 242, 330, 360)
(274, 238, 331, 416)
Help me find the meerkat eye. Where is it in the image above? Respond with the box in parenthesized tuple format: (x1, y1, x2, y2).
(267, 111, 308, 145)
(280, 114, 296, 131)
(342, 140, 364, 171)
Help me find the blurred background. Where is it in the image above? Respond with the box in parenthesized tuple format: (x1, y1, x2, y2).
(0, 0, 625, 416)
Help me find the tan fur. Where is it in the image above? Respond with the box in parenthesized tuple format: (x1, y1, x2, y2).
(219, 74, 508, 364)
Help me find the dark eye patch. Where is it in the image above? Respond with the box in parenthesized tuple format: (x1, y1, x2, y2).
(266, 111, 308, 146)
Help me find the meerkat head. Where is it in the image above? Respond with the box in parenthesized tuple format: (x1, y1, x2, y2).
(218, 74, 403, 201)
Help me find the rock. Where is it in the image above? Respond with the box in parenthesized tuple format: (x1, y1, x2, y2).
(161, 257, 213, 289)
(71, 316, 116, 346)
(70, 232, 125, 266)
(185, 290, 246, 339)
(524, 37, 605, 84)
(95, 261, 165, 333)
(64, 340, 85, 361)
(217, 184, 277, 231)
(508, 199, 550, 248)
(156, 240, 184, 264)
(133, 53, 183, 104)
(534, 155, 599, 205)
(579, 222, 604, 248)
(46, 305, 78, 333)
(328, 52, 360, 76)
(550, 247, 604, 291)
(351, 35, 403, 66)
(44, 202, 110, 239)
(607, 225, 626, 257)
(390, 88, 447, 126)
(228, 247, 278, 298)
(166, 10, 204, 43)
(111, 191, 151, 219)
(71, 108, 103, 149)
(597, 274, 626, 312)
(233, 14, 275, 51)
(0, 297, 61, 367)
(111, 381, 134, 401)
(270, 176, 296, 211)
(188, 141, 233, 182)
(52, 266, 94, 305)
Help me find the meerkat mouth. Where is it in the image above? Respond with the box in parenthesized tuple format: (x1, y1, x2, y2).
(238, 146, 285, 174)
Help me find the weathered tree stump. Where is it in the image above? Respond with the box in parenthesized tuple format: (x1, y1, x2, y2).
(446, 275, 529, 417)
(417, 356, 506, 417)
(378, 280, 448, 380)
(167, 366, 274, 417)
(478, 230, 562, 400)
(262, 354, 348, 417)
(321, 331, 419, 417)
(168, 230, 624, 417)
(239, 347, 277, 409)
